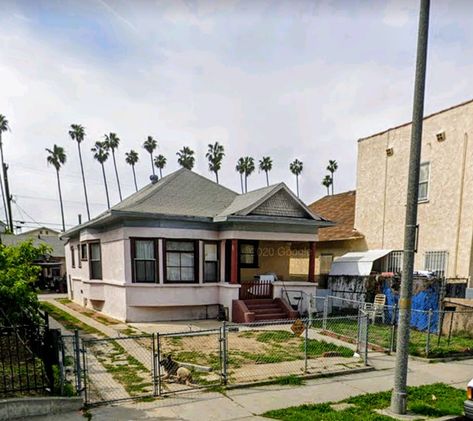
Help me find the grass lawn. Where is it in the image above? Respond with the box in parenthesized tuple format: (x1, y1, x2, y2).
(263, 383, 465, 420)
(315, 318, 473, 358)
(40, 302, 104, 337)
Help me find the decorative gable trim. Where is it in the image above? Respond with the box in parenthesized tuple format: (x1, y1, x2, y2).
(250, 189, 310, 218)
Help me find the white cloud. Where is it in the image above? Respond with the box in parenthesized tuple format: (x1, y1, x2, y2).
(382, 0, 417, 27)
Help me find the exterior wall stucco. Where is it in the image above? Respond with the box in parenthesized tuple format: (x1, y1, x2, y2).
(355, 101, 473, 281)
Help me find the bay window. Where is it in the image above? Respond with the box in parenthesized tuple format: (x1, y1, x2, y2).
(132, 239, 158, 283)
(204, 242, 219, 282)
(165, 240, 197, 283)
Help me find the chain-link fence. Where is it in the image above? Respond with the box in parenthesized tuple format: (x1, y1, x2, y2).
(157, 329, 223, 395)
(81, 334, 155, 405)
(314, 295, 473, 359)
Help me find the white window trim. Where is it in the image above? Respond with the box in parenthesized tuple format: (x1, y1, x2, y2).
(418, 161, 430, 203)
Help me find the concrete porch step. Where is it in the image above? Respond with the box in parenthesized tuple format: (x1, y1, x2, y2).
(254, 312, 287, 320)
(250, 307, 284, 315)
(245, 303, 281, 310)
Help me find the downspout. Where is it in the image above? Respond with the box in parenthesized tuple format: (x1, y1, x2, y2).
(454, 133, 468, 277)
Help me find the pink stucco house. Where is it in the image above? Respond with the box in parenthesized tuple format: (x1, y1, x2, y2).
(63, 169, 331, 322)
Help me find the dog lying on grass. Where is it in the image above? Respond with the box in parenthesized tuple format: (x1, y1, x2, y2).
(160, 354, 193, 385)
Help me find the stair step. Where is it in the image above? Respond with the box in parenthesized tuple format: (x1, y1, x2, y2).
(251, 307, 284, 315)
(246, 303, 280, 310)
(254, 312, 288, 320)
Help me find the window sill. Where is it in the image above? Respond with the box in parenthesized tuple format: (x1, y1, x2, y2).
(418, 199, 429, 204)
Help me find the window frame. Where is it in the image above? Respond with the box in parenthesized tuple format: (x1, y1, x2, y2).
(418, 161, 430, 202)
(88, 241, 103, 280)
(80, 243, 88, 261)
(130, 238, 159, 284)
(424, 250, 448, 278)
(70, 245, 75, 269)
(239, 240, 259, 268)
(203, 241, 220, 283)
(164, 239, 198, 284)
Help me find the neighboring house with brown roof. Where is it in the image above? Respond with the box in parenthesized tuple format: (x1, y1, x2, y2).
(308, 191, 367, 277)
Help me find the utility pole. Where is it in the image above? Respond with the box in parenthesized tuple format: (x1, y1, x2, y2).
(391, 0, 430, 415)
(2, 163, 14, 233)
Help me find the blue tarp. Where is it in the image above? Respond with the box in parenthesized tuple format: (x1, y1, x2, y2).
(382, 280, 439, 332)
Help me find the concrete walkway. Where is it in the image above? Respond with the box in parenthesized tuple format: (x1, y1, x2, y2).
(26, 352, 473, 420)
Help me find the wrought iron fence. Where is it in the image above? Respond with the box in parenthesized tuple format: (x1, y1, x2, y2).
(0, 324, 49, 396)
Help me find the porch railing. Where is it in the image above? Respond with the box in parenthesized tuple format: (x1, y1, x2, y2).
(239, 280, 274, 300)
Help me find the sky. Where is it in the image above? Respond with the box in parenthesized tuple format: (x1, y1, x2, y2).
(0, 0, 472, 232)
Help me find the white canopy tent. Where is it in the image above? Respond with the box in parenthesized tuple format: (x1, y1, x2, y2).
(329, 249, 392, 276)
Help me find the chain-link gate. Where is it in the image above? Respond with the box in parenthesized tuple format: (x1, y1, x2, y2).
(156, 328, 223, 395)
(81, 334, 156, 405)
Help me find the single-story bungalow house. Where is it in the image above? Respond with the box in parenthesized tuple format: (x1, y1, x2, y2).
(62, 169, 332, 322)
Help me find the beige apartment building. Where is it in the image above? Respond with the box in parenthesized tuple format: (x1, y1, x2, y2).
(355, 99, 473, 285)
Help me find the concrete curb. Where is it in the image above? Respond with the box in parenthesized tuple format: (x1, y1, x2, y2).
(0, 396, 83, 420)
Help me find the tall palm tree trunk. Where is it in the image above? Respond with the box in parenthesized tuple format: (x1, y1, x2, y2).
(326, 185, 329, 195)
(149, 153, 155, 176)
(77, 143, 91, 220)
(331, 171, 334, 195)
(101, 163, 110, 209)
(0, 134, 8, 225)
(112, 150, 122, 200)
(240, 174, 244, 193)
(296, 175, 299, 197)
(215, 171, 219, 184)
(159, 168, 163, 178)
(132, 165, 138, 192)
(265, 171, 269, 186)
(245, 175, 248, 193)
(55, 169, 65, 232)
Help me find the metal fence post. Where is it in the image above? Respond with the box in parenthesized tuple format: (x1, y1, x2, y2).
(425, 309, 432, 357)
(156, 332, 162, 396)
(81, 339, 87, 404)
(73, 330, 82, 395)
(308, 294, 313, 327)
(364, 313, 369, 366)
(222, 321, 228, 385)
(304, 319, 308, 373)
(390, 304, 398, 354)
(151, 333, 158, 397)
(447, 311, 455, 347)
(323, 296, 328, 330)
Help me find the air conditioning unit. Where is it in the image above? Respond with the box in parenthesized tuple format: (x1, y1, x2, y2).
(386, 147, 394, 157)
(436, 131, 446, 142)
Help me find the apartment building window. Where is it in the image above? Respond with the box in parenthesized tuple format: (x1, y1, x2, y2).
(89, 242, 102, 280)
(165, 240, 197, 283)
(204, 242, 219, 282)
(132, 239, 158, 283)
(319, 254, 333, 275)
(424, 250, 448, 278)
(386, 251, 403, 273)
(418, 162, 430, 201)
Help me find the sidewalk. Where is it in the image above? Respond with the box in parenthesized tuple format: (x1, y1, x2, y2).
(26, 352, 473, 420)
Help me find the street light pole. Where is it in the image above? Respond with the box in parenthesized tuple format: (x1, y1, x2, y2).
(391, 0, 430, 415)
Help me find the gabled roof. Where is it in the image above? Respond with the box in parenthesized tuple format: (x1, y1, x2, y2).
(0, 232, 66, 257)
(308, 190, 364, 242)
(63, 169, 329, 237)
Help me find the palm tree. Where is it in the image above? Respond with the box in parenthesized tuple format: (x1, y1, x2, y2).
(206, 142, 225, 183)
(176, 146, 195, 170)
(69, 124, 90, 220)
(327, 159, 338, 195)
(46, 145, 67, 231)
(259, 156, 273, 186)
(235, 158, 245, 193)
(154, 154, 167, 178)
(322, 175, 332, 196)
(91, 141, 111, 209)
(125, 149, 139, 192)
(0, 115, 10, 225)
(143, 136, 157, 176)
(289, 159, 303, 197)
(104, 132, 122, 201)
(243, 156, 255, 193)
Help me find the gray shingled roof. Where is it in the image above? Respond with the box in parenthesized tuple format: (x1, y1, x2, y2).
(0, 233, 66, 257)
(63, 169, 329, 237)
(113, 168, 238, 217)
